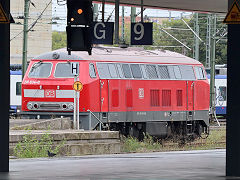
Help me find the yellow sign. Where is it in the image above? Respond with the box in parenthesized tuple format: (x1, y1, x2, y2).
(73, 81, 83, 91)
(223, 1, 240, 24)
(0, 4, 9, 23)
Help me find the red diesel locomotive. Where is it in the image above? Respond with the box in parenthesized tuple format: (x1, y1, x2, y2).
(21, 47, 210, 139)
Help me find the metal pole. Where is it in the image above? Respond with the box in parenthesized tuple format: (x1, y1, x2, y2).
(93, 3, 98, 21)
(114, 0, 119, 44)
(130, 7, 136, 23)
(77, 77, 80, 130)
(141, 0, 143, 22)
(121, 6, 125, 42)
(206, 14, 211, 68)
(194, 13, 200, 60)
(74, 76, 77, 129)
(0, 0, 10, 172)
(22, 0, 30, 80)
(210, 14, 216, 119)
(102, 0, 105, 22)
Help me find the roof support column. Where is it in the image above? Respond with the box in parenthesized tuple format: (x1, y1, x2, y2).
(226, 0, 240, 177)
(0, 0, 10, 172)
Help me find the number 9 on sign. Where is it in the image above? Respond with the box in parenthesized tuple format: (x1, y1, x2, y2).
(131, 22, 153, 45)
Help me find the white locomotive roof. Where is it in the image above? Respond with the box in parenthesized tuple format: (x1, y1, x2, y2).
(33, 46, 202, 65)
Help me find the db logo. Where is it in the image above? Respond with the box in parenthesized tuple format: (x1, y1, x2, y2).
(45, 90, 55, 98)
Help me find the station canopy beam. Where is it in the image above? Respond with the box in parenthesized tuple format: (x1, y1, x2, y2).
(93, 0, 227, 13)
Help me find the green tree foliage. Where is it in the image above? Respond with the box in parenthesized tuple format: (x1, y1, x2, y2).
(52, 31, 66, 50)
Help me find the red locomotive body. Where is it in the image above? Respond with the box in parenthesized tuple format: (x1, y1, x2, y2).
(22, 47, 210, 138)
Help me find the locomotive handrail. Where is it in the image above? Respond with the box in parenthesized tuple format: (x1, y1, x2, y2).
(87, 109, 104, 131)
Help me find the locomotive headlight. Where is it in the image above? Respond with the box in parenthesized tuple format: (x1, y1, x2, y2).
(27, 103, 33, 110)
(68, 103, 74, 110)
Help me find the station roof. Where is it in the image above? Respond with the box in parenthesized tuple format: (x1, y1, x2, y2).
(95, 0, 227, 14)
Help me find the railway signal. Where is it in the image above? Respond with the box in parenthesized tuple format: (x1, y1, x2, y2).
(66, 0, 93, 55)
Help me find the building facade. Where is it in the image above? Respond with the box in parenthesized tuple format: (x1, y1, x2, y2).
(10, 0, 52, 64)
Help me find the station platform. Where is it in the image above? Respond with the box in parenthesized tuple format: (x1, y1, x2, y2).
(0, 149, 226, 180)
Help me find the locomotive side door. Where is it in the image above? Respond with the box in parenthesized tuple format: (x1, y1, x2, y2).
(186, 81, 195, 119)
(100, 79, 109, 112)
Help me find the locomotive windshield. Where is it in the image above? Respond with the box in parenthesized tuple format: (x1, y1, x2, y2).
(28, 62, 52, 78)
(54, 63, 75, 78)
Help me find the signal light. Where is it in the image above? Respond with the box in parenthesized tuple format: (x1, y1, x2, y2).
(78, 9, 83, 15)
(66, 0, 93, 55)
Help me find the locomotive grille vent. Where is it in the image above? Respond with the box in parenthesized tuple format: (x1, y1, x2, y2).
(150, 89, 160, 107)
(162, 90, 171, 107)
(39, 104, 61, 109)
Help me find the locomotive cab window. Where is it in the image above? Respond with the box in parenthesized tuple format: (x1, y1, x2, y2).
(28, 62, 52, 78)
(55, 63, 75, 78)
(89, 63, 96, 78)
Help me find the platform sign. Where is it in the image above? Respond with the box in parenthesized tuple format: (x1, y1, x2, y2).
(91, 22, 114, 44)
(73, 81, 83, 91)
(131, 22, 153, 45)
(223, 1, 240, 24)
(0, 3, 9, 23)
(71, 62, 79, 76)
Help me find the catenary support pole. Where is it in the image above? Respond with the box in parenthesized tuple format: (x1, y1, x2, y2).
(0, 0, 10, 172)
(130, 7, 136, 23)
(226, 0, 240, 176)
(22, 0, 30, 79)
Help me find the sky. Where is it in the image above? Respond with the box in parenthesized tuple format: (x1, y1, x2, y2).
(52, 0, 193, 31)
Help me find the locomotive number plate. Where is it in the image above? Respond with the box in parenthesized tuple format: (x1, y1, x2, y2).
(45, 90, 56, 98)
